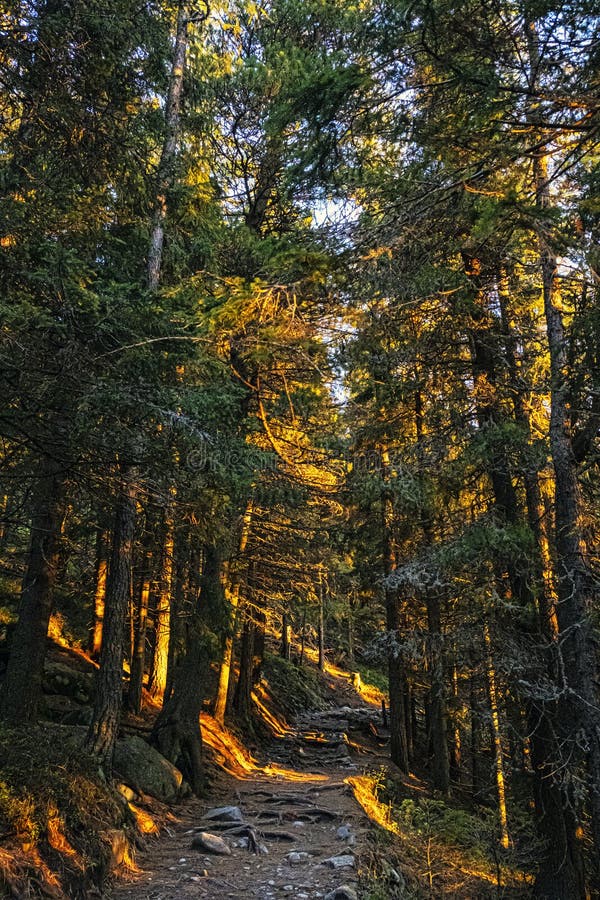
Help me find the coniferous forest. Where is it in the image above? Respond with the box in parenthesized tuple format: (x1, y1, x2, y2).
(0, 1, 599, 898)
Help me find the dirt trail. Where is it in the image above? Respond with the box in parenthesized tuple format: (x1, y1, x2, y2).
(110, 705, 386, 900)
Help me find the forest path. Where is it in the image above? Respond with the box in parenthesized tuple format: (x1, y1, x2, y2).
(110, 704, 387, 900)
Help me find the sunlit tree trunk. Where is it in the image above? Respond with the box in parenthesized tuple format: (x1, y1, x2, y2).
(128, 539, 152, 715)
(165, 528, 190, 704)
(536, 162, 600, 888)
(147, 0, 192, 290)
(149, 504, 175, 700)
(85, 468, 136, 771)
(214, 499, 253, 723)
(90, 526, 109, 658)
(522, 20, 600, 889)
(0, 455, 65, 724)
(318, 569, 325, 672)
(484, 623, 509, 849)
(151, 540, 220, 794)
(470, 674, 484, 800)
(0, 493, 7, 549)
(281, 611, 291, 661)
(449, 659, 462, 783)
(381, 444, 409, 773)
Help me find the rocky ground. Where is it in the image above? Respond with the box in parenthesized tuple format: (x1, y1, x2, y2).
(110, 705, 388, 900)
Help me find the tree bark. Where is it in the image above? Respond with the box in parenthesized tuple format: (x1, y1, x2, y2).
(84, 469, 136, 772)
(1, 455, 65, 724)
(165, 528, 190, 704)
(318, 570, 325, 672)
(380, 444, 409, 773)
(281, 612, 291, 661)
(90, 526, 109, 658)
(148, 506, 175, 700)
(484, 623, 509, 849)
(147, 0, 191, 290)
(234, 615, 255, 726)
(150, 618, 205, 795)
(128, 540, 152, 715)
(151, 539, 221, 795)
(214, 499, 253, 723)
(426, 592, 450, 793)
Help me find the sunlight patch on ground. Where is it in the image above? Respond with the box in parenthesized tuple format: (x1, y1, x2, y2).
(346, 775, 400, 834)
(301, 647, 388, 707)
(251, 685, 293, 738)
(201, 714, 326, 783)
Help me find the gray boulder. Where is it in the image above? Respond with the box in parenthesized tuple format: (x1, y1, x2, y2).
(113, 735, 183, 803)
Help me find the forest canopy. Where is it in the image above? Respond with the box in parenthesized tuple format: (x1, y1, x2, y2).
(0, 1, 599, 897)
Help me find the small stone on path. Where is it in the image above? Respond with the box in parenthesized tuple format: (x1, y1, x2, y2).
(324, 854, 355, 869)
(324, 887, 358, 900)
(286, 851, 311, 865)
(191, 831, 232, 855)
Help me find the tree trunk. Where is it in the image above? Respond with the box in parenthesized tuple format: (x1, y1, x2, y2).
(147, 0, 192, 290)
(1, 456, 65, 724)
(234, 615, 255, 726)
(150, 540, 221, 795)
(128, 543, 152, 715)
(536, 155, 600, 884)
(165, 528, 190, 704)
(449, 660, 462, 783)
(318, 571, 325, 672)
(426, 593, 450, 793)
(148, 507, 175, 700)
(470, 674, 484, 801)
(90, 526, 109, 658)
(484, 624, 509, 849)
(281, 612, 291, 661)
(214, 499, 253, 724)
(380, 444, 409, 773)
(84, 469, 136, 772)
(150, 619, 204, 795)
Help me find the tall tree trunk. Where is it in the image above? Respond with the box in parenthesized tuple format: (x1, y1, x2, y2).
(281, 612, 291, 661)
(299, 598, 307, 667)
(234, 615, 254, 725)
(147, 0, 191, 290)
(449, 660, 462, 783)
(318, 570, 325, 672)
(414, 382, 450, 791)
(484, 623, 510, 849)
(426, 593, 450, 793)
(150, 614, 205, 795)
(149, 506, 175, 700)
(470, 674, 484, 801)
(1, 456, 65, 724)
(85, 469, 136, 771)
(90, 526, 109, 658)
(0, 493, 8, 549)
(214, 499, 253, 724)
(128, 541, 152, 715)
(521, 23, 594, 890)
(165, 528, 190, 704)
(151, 540, 221, 795)
(381, 444, 409, 773)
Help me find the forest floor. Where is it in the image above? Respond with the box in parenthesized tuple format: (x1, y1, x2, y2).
(109, 668, 392, 900)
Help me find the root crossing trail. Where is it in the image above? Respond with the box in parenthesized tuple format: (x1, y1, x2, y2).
(110, 705, 386, 900)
